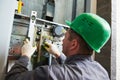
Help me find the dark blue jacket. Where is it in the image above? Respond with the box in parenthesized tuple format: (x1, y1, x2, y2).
(6, 54, 110, 80)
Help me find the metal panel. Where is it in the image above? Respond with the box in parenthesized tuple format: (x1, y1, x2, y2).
(54, 0, 85, 24)
(76, 0, 85, 16)
(85, 0, 96, 13)
(46, 3, 54, 17)
(22, 0, 45, 18)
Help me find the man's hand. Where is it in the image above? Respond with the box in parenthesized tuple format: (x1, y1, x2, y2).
(21, 39, 36, 58)
(44, 42, 61, 58)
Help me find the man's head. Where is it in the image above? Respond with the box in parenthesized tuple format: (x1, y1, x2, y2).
(65, 13, 111, 53)
(62, 29, 93, 56)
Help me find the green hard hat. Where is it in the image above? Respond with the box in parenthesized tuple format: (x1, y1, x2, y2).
(66, 13, 111, 53)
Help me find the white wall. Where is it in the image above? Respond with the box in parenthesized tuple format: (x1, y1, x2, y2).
(116, 0, 120, 79)
(0, 0, 17, 80)
(111, 0, 116, 79)
(111, 0, 120, 80)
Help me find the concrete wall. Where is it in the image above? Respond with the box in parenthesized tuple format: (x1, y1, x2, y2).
(95, 0, 111, 78)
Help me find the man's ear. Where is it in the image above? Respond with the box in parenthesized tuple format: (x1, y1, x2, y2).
(70, 39, 78, 50)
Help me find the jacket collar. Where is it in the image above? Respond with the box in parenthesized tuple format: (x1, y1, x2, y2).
(65, 54, 94, 64)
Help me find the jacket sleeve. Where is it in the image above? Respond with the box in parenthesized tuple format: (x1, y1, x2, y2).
(5, 56, 49, 80)
(56, 53, 66, 64)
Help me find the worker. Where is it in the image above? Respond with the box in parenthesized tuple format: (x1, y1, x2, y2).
(5, 13, 111, 80)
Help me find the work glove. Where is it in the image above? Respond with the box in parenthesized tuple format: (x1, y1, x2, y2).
(21, 39, 36, 58)
(44, 42, 61, 58)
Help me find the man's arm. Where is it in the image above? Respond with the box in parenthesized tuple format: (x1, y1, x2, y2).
(5, 56, 29, 80)
(5, 39, 65, 80)
(5, 39, 37, 80)
(44, 42, 66, 64)
(5, 56, 49, 80)
(56, 53, 66, 64)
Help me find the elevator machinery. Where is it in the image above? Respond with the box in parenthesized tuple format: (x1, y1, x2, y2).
(7, 11, 69, 71)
